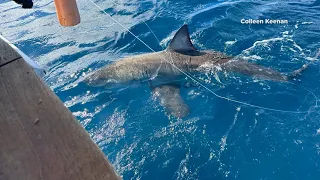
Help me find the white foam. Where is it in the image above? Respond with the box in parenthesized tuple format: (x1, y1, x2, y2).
(243, 37, 284, 53)
(289, 48, 297, 53)
(159, 33, 174, 48)
(241, 55, 263, 61)
(187, 1, 239, 20)
(301, 21, 313, 25)
(219, 107, 241, 152)
(225, 40, 237, 46)
(293, 42, 303, 52)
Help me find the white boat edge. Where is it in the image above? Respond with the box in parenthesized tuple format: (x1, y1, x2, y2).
(0, 34, 47, 78)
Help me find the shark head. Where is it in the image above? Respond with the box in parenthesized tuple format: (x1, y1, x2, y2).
(84, 72, 113, 87)
(84, 66, 126, 88)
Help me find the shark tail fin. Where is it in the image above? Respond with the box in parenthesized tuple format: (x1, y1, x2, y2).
(286, 62, 313, 81)
(286, 49, 319, 81)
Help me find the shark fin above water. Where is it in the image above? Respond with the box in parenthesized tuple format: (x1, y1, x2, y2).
(152, 84, 190, 118)
(167, 24, 198, 53)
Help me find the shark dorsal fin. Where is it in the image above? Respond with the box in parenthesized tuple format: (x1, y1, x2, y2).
(167, 24, 197, 53)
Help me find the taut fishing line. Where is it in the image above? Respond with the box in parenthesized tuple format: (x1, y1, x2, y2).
(87, 0, 318, 114)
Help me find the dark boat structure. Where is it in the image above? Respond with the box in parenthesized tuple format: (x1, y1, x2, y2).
(0, 33, 120, 180)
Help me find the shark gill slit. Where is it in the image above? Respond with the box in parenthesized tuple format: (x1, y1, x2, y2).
(87, 0, 317, 114)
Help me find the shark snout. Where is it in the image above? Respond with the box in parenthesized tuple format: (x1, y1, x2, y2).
(84, 74, 107, 87)
(84, 72, 126, 89)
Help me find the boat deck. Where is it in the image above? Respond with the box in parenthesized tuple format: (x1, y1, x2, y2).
(0, 37, 119, 180)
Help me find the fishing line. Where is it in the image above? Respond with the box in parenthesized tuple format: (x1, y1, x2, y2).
(87, 0, 317, 114)
(143, 21, 161, 45)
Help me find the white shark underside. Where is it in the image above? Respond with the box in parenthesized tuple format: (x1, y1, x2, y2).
(85, 25, 309, 118)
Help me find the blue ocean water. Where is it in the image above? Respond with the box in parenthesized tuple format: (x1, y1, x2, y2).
(1, 0, 320, 179)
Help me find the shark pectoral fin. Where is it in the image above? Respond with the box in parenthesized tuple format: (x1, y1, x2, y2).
(167, 24, 198, 53)
(152, 84, 190, 118)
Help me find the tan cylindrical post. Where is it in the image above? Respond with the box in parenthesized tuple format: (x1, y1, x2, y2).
(54, 0, 81, 26)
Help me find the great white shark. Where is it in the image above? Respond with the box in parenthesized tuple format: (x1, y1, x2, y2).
(85, 24, 309, 118)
